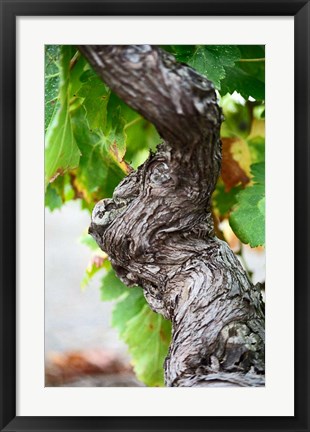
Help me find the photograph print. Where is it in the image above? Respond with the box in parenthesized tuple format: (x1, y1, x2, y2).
(45, 44, 265, 387)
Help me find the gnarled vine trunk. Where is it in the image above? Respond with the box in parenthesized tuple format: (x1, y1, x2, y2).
(79, 45, 265, 387)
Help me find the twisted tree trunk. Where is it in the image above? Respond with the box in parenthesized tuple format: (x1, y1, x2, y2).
(79, 45, 265, 387)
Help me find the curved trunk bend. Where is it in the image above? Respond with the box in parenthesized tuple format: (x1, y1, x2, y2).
(79, 45, 265, 387)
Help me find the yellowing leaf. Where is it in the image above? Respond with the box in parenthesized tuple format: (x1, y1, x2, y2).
(248, 118, 265, 139)
(230, 138, 252, 177)
(221, 138, 249, 191)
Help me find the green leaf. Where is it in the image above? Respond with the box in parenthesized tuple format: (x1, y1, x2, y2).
(45, 45, 160, 203)
(229, 162, 265, 247)
(101, 93, 160, 165)
(172, 45, 241, 89)
(80, 246, 109, 289)
(71, 107, 126, 199)
(45, 183, 62, 211)
(237, 45, 265, 61)
(100, 267, 128, 301)
(251, 161, 265, 184)
(161, 45, 194, 61)
(237, 45, 265, 86)
(45, 46, 81, 187)
(79, 232, 101, 251)
(45, 45, 60, 131)
(77, 70, 110, 131)
(112, 287, 146, 335)
(111, 287, 171, 386)
(213, 183, 243, 217)
(70, 88, 159, 203)
(103, 93, 130, 161)
(125, 118, 160, 169)
(219, 46, 265, 100)
(247, 136, 265, 164)
(220, 66, 265, 101)
(44, 173, 75, 211)
(122, 305, 171, 387)
(220, 95, 252, 139)
(166, 44, 265, 100)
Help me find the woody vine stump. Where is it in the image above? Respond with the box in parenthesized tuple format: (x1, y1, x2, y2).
(79, 45, 265, 387)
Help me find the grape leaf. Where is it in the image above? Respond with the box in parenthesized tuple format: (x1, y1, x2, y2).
(45, 172, 75, 210)
(237, 45, 265, 60)
(220, 45, 265, 100)
(221, 66, 265, 101)
(122, 305, 171, 387)
(247, 136, 265, 164)
(45, 45, 160, 207)
(125, 118, 159, 167)
(69, 90, 155, 204)
(77, 69, 156, 168)
(45, 184, 62, 211)
(45, 46, 81, 187)
(220, 95, 252, 139)
(103, 93, 160, 166)
(171, 45, 241, 89)
(237, 45, 265, 85)
(229, 138, 252, 178)
(112, 287, 146, 335)
(103, 93, 131, 162)
(79, 232, 101, 251)
(221, 138, 249, 191)
(250, 162, 265, 184)
(213, 182, 242, 217)
(100, 267, 128, 301)
(71, 108, 127, 200)
(111, 287, 172, 386)
(45, 45, 60, 131)
(164, 45, 265, 100)
(91, 250, 173, 387)
(77, 70, 110, 131)
(229, 163, 265, 247)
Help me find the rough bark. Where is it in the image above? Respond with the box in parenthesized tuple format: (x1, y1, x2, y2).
(79, 45, 265, 387)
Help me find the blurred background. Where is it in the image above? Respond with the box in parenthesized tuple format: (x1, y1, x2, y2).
(45, 201, 143, 387)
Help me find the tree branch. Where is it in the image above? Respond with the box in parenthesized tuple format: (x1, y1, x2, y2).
(79, 45, 265, 387)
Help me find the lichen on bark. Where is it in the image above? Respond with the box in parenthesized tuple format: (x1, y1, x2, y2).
(79, 45, 265, 387)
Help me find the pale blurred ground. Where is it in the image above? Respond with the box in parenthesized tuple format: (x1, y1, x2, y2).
(45, 201, 141, 386)
(45, 201, 128, 356)
(45, 200, 265, 386)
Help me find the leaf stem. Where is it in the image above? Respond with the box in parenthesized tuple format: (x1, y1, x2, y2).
(238, 58, 265, 63)
(45, 72, 60, 79)
(124, 116, 143, 130)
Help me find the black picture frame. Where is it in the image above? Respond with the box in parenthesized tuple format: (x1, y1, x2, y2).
(1, 1, 309, 431)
